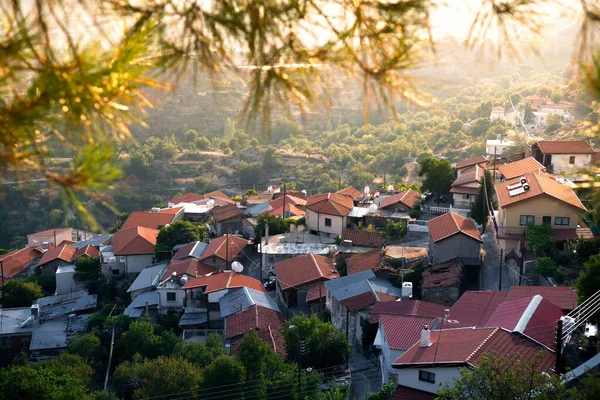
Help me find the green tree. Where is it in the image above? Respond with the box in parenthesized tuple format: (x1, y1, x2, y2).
(184, 129, 198, 143)
(436, 352, 568, 400)
(470, 170, 497, 226)
(49, 209, 65, 226)
(526, 223, 556, 258)
(255, 214, 289, 238)
(418, 157, 453, 198)
(146, 136, 179, 162)
(114, 319, 183, 363)
(545, 113, 563, 133)
(176, 333, 227, 368)
(263, 147, 283, 174)
(1, 279, 43, 308)
(449, 119, 463, 133)
(68, 333, 102, 369)
(238, 163, 265, 187)
(74, 255, 101, 282)
(384, 219, 407, 240)
(194, 136, 211, 150)
(202, 356, 246, 400)
(154, 220, 207, 260)
(576, 254, 600, 325)
(523, 103, 535, 124)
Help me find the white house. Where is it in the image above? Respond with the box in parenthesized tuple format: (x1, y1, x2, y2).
(486, 139, 515, 156)
(531, 140, 595, 174)
(489, 106, 505, 120)
(450, 164, 483, 210)
(305, 193, 354, 236)
(113, 226, 159, 274)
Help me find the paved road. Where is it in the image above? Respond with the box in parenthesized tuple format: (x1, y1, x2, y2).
(349, 350, 381, 399)
(480, 228, 511, 291)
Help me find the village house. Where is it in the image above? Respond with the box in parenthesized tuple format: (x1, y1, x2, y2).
(27, 228, 72, 247)
(305, 193, 354, 236)
(497, 157, 546, 181)
(266, 194, 307, 218)
(531, 141, 595, 174)
(489, 106, 506, 120)
(336, 186, 364, 203)
(486, 138, 515, 157)
(0, 246, 44, 281)
(493, 171, 586, 252)
(341, 228, 385, 248)
(35, 242, 99, 276)
(211, 203, 244, 236)
(121, 209, 183, 230)
(454, 156, 487, 176)
(113, 226, 159, 274)
(420, 259, 464, 307)
(345, 249, 395, 278)
(376, 190, 421, 217)
(450, 164, 483, 210)
(274, 253, 340, 313)
(391, 326, 555, 396)
(524, 95, 550, 108)
(126, 262, 169, 300)
(224, 304, 285, 356)
(427, 213, 482, 265)
(172, 240, 208, 260)
(199, 234, 252, 270)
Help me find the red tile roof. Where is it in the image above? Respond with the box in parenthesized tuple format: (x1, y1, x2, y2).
(455, 156, 487, 170)
(422, 259, 463, 288)
(375, 291, 399, 302)
(381, 314, 439, 351)
(346, 249, 385, 275)
(452, 164, 484, 187)
(505, 286, 577, 311)
(495, 172, 585, 211)
(378, 190, 421, 210)
(168, 192, 205, 204)
(121, 211, 179, 230)
(427, 213, 482, 243)
(161, 258, 216, 281)
(535, 141, 594, 154)
(225, 305, 284, 339)
(157, 206, 184, 215)
(336, 186, 363, 200)
(0, 247, 43, 278)
(449, 291, 507, 328)
(393, 327, 555, 373)
(172, 242, 200, 260)
(113, 226, 159, 255)
(37, 242, 77, 266)
(306, 193, 354, 217)
(306, 284, 328, 303)
(485, 296, 564, 349)
(211, 203, 243, 222)
(497, 157, 545, 180)
(182, 271, 265, 293)
(267, 203, 306, 218)
(229, 325, 287, 358)
(340, 291, 377, 311)
(274, 253, 339, 291)
(391, 386, 436, 400)
(204, 190, 232, 201)
(199, 235, 250, 263)
(368, 300, 448, 323)
(342, 229, 385, 248)
(269, 194, 307, 210)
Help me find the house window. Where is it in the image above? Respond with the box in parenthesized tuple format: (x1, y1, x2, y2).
(569, 156, 576, 164)
(520, 215, 535, 226)
(462, 194, 470, 200)
(419, 370, 436, 384)
(542, 216, 551, 225)
(166, 292, 176, 302)
(555, 217, 570, 226)
(209, 302, 220, 311)
(325, 218, 332, 227)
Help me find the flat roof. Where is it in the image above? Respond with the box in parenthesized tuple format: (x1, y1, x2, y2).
(0, 307, 35, 336)
(261, 242, 336, 255)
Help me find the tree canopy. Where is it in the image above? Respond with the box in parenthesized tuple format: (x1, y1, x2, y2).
(470, 170, 496, 226)
(418, 157, 454, 196)
(74, 255, 101, 282)
(0, 279, 43, 308)
(154, 220, 207, 259)
(576, 254, 600, 325)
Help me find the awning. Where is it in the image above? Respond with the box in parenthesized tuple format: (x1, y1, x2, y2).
(179, 312, 208, 327)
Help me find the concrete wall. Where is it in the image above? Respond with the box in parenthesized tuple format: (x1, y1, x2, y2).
(216, 217, 243, 236)
(498, 196, 580, 236)
(396, 366, 462, 394)
(429, 234, 481, 265)
(124, 254, 154, 274)
(28, 229, 72, 247)
(158, 287, 185, 313)
(550, 154, 592, 174)
(306, 209, 346, 236)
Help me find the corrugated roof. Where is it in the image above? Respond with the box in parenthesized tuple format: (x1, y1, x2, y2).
(113, 226, 159, 255)
(393, 327, 555, 373)
(219, 286, 280, 318)
(505, 286, 577, 311)
(449, 291, 507, 328)
(495, 172, 585, 211)
(368, 300, 447, 323)
(306, 193, 353, 216)
(172, 241, 208, 260)
(182, 271, 265, 293)
(497, 157, 545, 180)
(378, 190, 421, 210)
(211, 203, 243, 222)
(124, 291, 158, 317)
(455, 156, 487, 170)
(225, 305, 284, 339)
(381, 314, 439, 350)
(274, 253, 339, 291)
(121, 211, 179, 230)
(427, 213, 482, 243)
(199, 235, 250, 263)
(342, 229, 384, 248)
(535, 141, 594, 154)
(325, 269, 375, 293)
(127, 263, 169, 293)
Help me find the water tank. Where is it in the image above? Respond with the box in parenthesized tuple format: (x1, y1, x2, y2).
(180, 275, 189, 285)
(363, 185, 370, 194)
(387, 185, 394, 192)
(301, 189, 307, 196)
(207, 199, 215, 207)
(368, 203, 378, 213)
(151, 207, 160, 213)
(231, 261, 244, 273)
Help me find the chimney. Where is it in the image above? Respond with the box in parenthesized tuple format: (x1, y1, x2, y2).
(421, 325, 431, 347)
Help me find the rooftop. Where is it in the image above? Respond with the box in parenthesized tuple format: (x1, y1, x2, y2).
(225, 305, 284, 339)
(172, 241, 209, 260)
(161, 258, 216, 281)
(0, 247, 43, 278)
(306, 193, 354, 217)
(505, 286, 578, 312)
(455, 155, 487, 170)
(182, 271, 265, 293)
(449, 291, 507, 328)
(121, 211, 180, 230)
(113, 226, 159, 256)
(127, 263, 169, 293)
(261, 242, 336, 255)
(336, 186, 363, 200)
(427, 213, 482, 243)
(380, 314, 439, 351)
(274, 253, 339, 291)
(535, 141, 594, 155)
(422, 259, 463, 288)
(200, 234, 251, 263)
(211, 203, 243, 222)
(341, 229, 385, 248)
(346, 249, 386, 275)
(497, 157, 545, 180)
(219, 286, 280, 318)
(378, 190, 421, 210)
(368, 300, 448, 323)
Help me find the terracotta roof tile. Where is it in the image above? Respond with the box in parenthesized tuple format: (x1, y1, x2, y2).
(172, 242, 199, 260)
(113, 226, 159, 255)
(269, 195, 307, 210)
(452, 164, 483, 187)
(497, 157, 545, 180)
(121, 211, 179, 230)
(368, 300, 447, 323)
(379, 190, 421, 210)
(346, 249, 384, 275)
(204, 190, 232, 201)
(505, 286, 577, 311)
(455, 156, 487, 170)
(267, 203, 306, 217)
(229, 326, 287, 358)
(381, 314, 439, 350)
(211, 203, 243, 222)
(73, 244, 100, 260)
(427, 213, 482, 243)
(161, 258, 216, 281)
(375, 291, 399, 302)
(0, 247, 43, 278)
(157, 206, 184, 215)
(225, 305, 284, 339)
(168, 193, 205, 204)
(342, 229, 384, 248)
(449, 291, 507, 328)
(306, 193, 353, 216)
(535, 141, 594, 154)
(306, 284, 328, 303)
(495, 172, 585, 210)
(274, 253, 339, 291)
(199, 235, 250, 263)
(422, 259, 463, 288)
(37, 242, 77, 266)
(183, 271, 265, 293)
(340, 291, 377, 311)
(336, 186, 363, 200)
(391, 386, 436, 400)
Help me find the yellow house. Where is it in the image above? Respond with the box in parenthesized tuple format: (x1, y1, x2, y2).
(494, 172, 586, 252)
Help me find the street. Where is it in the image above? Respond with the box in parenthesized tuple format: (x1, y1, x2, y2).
(480, 228, 511, 291)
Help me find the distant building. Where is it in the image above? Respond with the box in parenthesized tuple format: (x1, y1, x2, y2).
(27, 228, 72, 247)
(427, 213, 482, 265)
(113, 226, 159, 274)
(450, 164, 484, 210)
(531, 140, 595, 174)
(454, 156, 487, 176)
(490, 106, 506, 120)
(305, 193, 354, 236)
(211, 204, 244, 236)
(486, 138, 515, 156)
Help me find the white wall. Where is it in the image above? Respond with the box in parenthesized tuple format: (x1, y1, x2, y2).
(396, 366, 462, 394)
(124, 254, 154, 274)
(306, 209, 346, 236)
(55, 266, 84, 295)
(157, 287, 185, 313)
(550, 154, 592, 173)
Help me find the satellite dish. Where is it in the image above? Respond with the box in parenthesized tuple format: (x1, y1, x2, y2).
(364, 185, 370, 194)
(387, 185, 394, 192)
(301, 189, 307, 196)
(207, 199, 215, 207)
(368, 203, 378, 213)
(231, 261, 244, 273)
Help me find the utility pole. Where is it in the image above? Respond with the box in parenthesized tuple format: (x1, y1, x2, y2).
(492, 146, 497, 181)
(338, 176, 342, 191)
(499, 249, 503, 291)
(282, 182, 287, 219)
(555, 318, 564, 374)
(345, 309, 350, 369)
